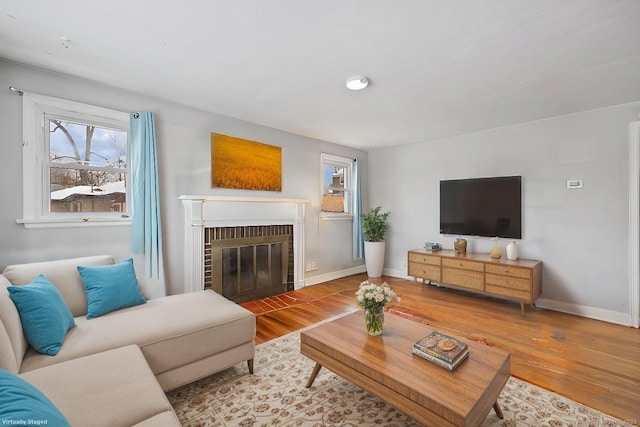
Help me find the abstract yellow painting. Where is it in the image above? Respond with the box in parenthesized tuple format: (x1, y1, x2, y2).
(211, 133, 282, 191)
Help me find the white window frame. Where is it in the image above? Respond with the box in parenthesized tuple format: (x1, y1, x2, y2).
(320, 153, 353, 220)
(18, 93, 131, 229)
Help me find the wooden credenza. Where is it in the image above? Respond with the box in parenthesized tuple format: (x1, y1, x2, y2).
(408, 248, 542, 315)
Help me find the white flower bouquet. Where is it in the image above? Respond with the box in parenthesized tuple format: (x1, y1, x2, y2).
(355, 281, 400, 335)
(355, 281, 400, 311)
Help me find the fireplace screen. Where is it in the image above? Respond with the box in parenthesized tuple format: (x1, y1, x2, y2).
(205, 226, 293, 303)
(221, 242, 284, 302)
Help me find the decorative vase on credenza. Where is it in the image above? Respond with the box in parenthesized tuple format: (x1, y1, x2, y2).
(490, 237, 502, 259)
(506, 241, 518, 260)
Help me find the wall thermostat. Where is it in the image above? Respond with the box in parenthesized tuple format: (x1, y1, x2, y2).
(567, 180, 583, 189)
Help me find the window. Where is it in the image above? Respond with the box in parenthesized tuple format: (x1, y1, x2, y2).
(320, 153, 353, 219)
(20, 93, 131, 228)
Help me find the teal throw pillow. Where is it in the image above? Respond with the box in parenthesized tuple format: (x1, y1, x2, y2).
(7, 275, 75, 356)
(77, 258, 146, 319)
(0, 369, 71, 426)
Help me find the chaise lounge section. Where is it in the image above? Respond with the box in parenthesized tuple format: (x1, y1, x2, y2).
(0, 255, 256, 426)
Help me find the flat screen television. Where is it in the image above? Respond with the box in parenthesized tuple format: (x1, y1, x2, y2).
(440, 176, 522, 239)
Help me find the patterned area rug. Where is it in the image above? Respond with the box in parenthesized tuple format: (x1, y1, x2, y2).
(167, 322, 631, 427)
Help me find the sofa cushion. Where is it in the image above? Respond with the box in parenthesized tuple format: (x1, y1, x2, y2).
(3, 255, 115, 317)
(0, 368, 71, 426)
(8, 275, 75, 356)
(20, 345, 180, 427)
(0, 276, 28, 373)
(20, 290, 255, 378)
(77, 258, 146, 319)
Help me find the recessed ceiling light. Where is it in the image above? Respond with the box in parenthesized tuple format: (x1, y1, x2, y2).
(346, 76, 369, 91)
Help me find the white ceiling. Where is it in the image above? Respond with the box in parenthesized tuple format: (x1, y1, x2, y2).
(1, 1, 639, 150)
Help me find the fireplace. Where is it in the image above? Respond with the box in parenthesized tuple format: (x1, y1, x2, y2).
(180, 196, 310, 296)
(205, 225, 294, 303)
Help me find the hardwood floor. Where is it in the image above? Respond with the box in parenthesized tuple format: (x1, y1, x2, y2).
(241, 273, 640, 424)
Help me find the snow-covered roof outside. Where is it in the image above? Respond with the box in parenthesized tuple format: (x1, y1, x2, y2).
(51, 180, 125, 200)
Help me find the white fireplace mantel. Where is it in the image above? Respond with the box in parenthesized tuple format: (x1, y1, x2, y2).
(179, 195, 311, 293)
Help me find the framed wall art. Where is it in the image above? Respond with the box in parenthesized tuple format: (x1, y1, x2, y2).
(211, 133, 282, 191)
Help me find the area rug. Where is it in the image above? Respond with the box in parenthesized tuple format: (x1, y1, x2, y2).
(167, 321, 631, 427)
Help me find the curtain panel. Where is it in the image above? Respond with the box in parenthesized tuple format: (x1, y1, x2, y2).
(130, 112, 163, 278)
(352, 158, 364, 259)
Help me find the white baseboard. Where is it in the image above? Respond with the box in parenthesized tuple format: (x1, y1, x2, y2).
(303, 266, 407, 287)
(382, 268, 410, 280)
(304, 265, 366, 286)
(535, 297, 634, 327)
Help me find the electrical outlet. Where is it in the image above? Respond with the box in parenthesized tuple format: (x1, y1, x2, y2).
(305, 261, 319, 271)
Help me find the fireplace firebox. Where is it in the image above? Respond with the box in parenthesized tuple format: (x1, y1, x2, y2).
(204, 225, 294, 303)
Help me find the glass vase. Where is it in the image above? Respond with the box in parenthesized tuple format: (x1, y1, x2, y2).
(365, 306, 384, 336)
(490, 239, 502, 259)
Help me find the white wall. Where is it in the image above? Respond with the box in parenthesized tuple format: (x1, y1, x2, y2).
(369, 102, 640, 325)
(0, 58, 367, 297)
(4, 57, 637, 325)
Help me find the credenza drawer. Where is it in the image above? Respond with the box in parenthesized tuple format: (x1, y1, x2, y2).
(441, 258, 484, 272)
(485, 264, 531, 279)
(408, 253, 442, 266)
(485, 274, 531, 291)
(408, 263, 441, 281)
(441, 267, 484, 291)
(485, 284, 531, 302)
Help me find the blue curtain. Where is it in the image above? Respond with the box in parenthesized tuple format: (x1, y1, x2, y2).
(352, 158, 364, 259)
(130, 112, 163, 278)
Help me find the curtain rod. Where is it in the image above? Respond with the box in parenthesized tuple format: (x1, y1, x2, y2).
(321, 151, 358, 162)
(8, 86, 24, 96)
(10, 86, 140, 120)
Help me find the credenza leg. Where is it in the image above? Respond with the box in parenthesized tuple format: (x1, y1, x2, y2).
(305, 363, 322, 388)
(493, 401, 504, 419)
(520, 302, 525, 317)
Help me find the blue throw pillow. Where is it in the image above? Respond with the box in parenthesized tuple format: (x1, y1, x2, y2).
(7, 275, 76, 356)
(0, 369, 71, 426)
(77, 258, 146, 319)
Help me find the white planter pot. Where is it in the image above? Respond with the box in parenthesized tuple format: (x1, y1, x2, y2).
(364, 241, 386, 278)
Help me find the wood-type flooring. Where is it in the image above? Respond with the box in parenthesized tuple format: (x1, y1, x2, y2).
(240, 273, 640, 424)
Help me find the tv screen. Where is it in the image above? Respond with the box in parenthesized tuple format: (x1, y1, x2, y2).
(440, 176, 522, 239)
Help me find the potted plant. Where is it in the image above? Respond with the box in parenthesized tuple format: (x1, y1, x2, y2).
(362, 206, 390, 278)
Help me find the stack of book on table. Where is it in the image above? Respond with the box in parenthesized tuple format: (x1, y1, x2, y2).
(412, 331, 469, 371)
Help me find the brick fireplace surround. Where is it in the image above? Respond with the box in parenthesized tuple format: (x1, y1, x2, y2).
(179, 196, 310, 294)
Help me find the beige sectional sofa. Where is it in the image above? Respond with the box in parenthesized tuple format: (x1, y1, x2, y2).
(0, 255, 256, 426)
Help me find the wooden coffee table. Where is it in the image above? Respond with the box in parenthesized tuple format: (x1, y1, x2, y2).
(300, 311, 510, 427)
